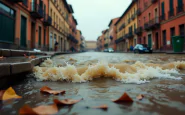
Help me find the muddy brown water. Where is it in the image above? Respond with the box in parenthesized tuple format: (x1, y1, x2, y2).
(1, 52, 185, 115)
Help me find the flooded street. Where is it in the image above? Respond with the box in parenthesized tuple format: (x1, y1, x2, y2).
(1, 52, 185, 115)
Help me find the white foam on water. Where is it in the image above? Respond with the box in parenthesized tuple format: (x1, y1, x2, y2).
(33, 58, 185, 84)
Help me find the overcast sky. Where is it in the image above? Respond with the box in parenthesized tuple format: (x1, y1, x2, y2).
(67, 0, 132, 41)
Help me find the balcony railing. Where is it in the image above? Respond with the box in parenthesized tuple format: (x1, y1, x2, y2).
(131, 14, 135, 20)
(136, 8, 141, 16)
(43, 14, 52, 26)
(144, 23, 150, 31)
(128, 18, 131, 23)
(30, 3, 44, 19)
(148, 17, 160, 29)
(168, 9, 174, 18)
(176, 4, 184, 14)
(160, 14, 166, 21)
(136, 27, 143, 35)
(127, 32, 134, 38)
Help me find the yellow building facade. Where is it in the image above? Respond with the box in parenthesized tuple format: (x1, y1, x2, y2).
(49, 0, 70, 51)
(115, 1, 137, 51)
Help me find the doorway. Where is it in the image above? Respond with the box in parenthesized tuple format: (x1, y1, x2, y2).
(21, 16, 27, 47)
(155, 32, 159, 50)
(31, 22, 35, 49)
(148, 34, 152, 47)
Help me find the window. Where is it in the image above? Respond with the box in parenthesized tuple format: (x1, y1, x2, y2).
(161, 2, 165, 20)
(38, 26, 42, 46)
(170, 27, 175, 45)
(177, 0, 183, 13)
(169, 0, 174, 18)
(162, 30, 166, 45)
(149, 13, 151, 21)
(179, 24, 184, 36)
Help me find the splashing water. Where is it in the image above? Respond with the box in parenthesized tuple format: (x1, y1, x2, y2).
(33, 58, 185, 84)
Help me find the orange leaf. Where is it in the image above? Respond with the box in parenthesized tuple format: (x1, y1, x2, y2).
(19, 104, 58, 115)
(40, 86, 65, 95)
(137, 94, 144, 100)
(53, 98, 82, 105)
(0, 56, 5, 60)
(92, 104, 108, 110)
(2, 87, 22, 100)
(112, 92, 133, 103)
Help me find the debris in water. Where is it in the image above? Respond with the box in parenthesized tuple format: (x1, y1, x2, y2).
(0, 87, 22, 101)
(40, 86, 65, 95)
(112, 92, 133, 103)
(53, 98, 82, 105)
(137, 94, 144, 100)
(19, 104, 58, 115)
(92, 104, 108, 110)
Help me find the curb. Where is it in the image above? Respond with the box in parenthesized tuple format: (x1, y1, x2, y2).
(0, 56, 50, 79)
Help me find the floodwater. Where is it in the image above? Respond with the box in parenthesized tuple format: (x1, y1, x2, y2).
(1, 52, 185, 115)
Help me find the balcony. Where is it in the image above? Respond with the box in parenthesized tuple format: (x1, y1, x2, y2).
(160, 14, 166, 21)
(148, 17, 160, 30)
(30, 3, 44, 19)
(136, 27, 143, 35)
(68, 34, 78, 44)
(168, 9, 174, 18)
(144, 23, 150, 31)
(119, 23, 125, 31)
(136, 9, 141, 16)
(176, 4, 184, 14)
(43, 14, 52, 26)
(128, 18, 131, 23)
(131, 14, 135, 20)
(127, 32, 134, 39)
(151, 0, 157, 3)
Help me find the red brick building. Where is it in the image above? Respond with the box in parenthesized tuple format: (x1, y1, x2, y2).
(160, 0, 185, 51)
(136, 0, 160, 50)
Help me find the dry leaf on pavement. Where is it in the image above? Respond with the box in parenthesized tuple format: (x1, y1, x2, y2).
(53, 98, 82, 105)
(19, 104, 58, 115)
(112, 92, 133, 103)
(1, 87, 22, 100)
(40, 86, 65, 95)
(137, 94, 144, 100)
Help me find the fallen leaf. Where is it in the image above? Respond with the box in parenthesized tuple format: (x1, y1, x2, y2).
(137, 94, 144, 100)
(40, 86, 65, 95)
(54, 98, 82, 105)
(0, 90, 5, 100)
(0, 56, 5, 60)
(19, 104, 58, 115)
(24, 54, 36, 59)
(2, 87, 22, 100)
(92, 104, 108, 110)
(112, 92, 133, 103)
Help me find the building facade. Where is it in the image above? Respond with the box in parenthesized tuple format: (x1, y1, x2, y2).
(0, 0, 51, 50)
(160, 0, 185, 51)
(115, 1, 137, 52)
(137, 0, 160, 50)
(108, 17, 119, 50)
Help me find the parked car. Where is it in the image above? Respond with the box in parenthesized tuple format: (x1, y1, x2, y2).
(108, 48, 114, 53)
(134, 44, 153, 53)
(104, 49, 108, 52)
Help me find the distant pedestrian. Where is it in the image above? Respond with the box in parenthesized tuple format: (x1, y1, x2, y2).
(54, 41, 58, 52)
(130, 45, 134, 52)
